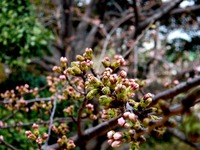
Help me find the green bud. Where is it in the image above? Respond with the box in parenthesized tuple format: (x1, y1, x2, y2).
(33, 129, 39, 137)
(86, 89, 98, 100)
(143, 118, 150, 126)
(111, 61, 120, 70)
(102, 57, 111, 68)
(76, 55, 85, 61)
(84, 48, 93, 60)
(102, 86, 111, 95)
(71, 61, 80, 67)
(99, 95, 113, 107)
(102, 76, 111, 87)
(67, 67, 75, 75)
(80, 61, 89, 72)
(144, 98, 152, 107)
(134, 121, 140, 130)
(72, 66, 82, 75)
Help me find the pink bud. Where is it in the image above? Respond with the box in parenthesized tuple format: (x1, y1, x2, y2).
(59, 75, 66, 81)
(60, 57, 68, 63)
(107, 139, 113, 145)
(117, 117, 125, 126)
(107, 130, 115, 139)
(111, 140, 122, 148)
(123, 112, 131, 118)
(119, 70, 127, 78)
(129, 113, 136, 122)
(113, 132, 123, 140)
(25, 130, 32, 136)
(32, 123, 39, 129)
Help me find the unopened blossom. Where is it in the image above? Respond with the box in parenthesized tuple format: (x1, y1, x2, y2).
(86, 103, 94, 111)
(119, 70, 127, 78)
(107, 139, 113, 145)
(25, 131, 32, 137)
(111, 140, 122, 148)
(59, 75, 66, 81)
(60, 57, 68, 63)
(32, 123, 39, 129)
(107, 130, 115, 139)
(129, 113, 136, 122)
(42, 133, 48, 140)
(123, 112, 131, 118)
(113, 132, 123, 140)
(36, 137, 42, 144)
(118, 117, 126, 126)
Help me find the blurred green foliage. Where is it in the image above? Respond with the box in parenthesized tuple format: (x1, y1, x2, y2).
(0, 0, 54, 67)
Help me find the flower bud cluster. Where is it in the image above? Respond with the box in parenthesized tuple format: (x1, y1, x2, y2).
(107, 130, 124, 148)
(57, 135, 76, 149)
(85, 103, 97, 120)
(25, 123, 48, 145)
(63, 105, 74, 116)
(0, 85, 39, 111)
(100, 109, 118, 120)
(31, 101, 52, 114)
(102, 55, 125, 71)
(66, 48, 94, 76)
(51, 123, 69, 135)
(46, 76, 60, 93)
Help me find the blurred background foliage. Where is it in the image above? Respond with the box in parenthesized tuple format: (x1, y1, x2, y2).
(0, 0, 200, 149)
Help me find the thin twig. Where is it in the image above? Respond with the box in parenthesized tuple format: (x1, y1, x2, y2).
(44, 93, 57, 146)
(0, 117, 73, 129)
(0, 137, 17, 150)
(97, 12, 134, 70)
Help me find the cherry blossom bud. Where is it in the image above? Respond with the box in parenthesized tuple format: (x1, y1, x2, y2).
(52, 66, 62, 73)
(143, 93, 153, 100)
(101, 86, 111, 95)
(107, 130, 115, 139)
(86, 89, 98, 100)
(130, 82, 139, 91)
(32, 123, 39, 129)
(67, 139, 76, 149)
(129, 113, 136, 122)
(42, 133, 48, 140)
(84, 48, 93, 60)
(111, 140, 122, 148)
(113, 132, 123, 140)
(76, 55, 85, 61)
(72, 66, 82, 75)
(102, 57, 111, 67)
(36, 137, 42, 144)
(25, 131, 32, 137)
(119, 70, 127, 78)
(59, 75, 66, 81)
(107, 139, 113, 145)
(86, 103, 94, 111)
(123, 112, 131, 118)
(60, 57, 68, 63)
(118, 117, 125, 126)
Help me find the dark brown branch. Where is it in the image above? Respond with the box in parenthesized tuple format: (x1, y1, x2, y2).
(132, 0, 139, 38)
(136, 0, 184, 35)
(42, 115, 121, 150)
(167, 128, 200, 150)
(150, 76, 200, 106)
(0, 117, 73, 129)
(170, 4, 200, 16)
(0, 138, 17, 150)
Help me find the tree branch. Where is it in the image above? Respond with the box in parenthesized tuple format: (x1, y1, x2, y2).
(167, 128, 200, 150)
(42, 115, 121, 150)
(0, 137, 17, 150)
(150, 76, 200, 106)
(136, 0, 184, 35)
